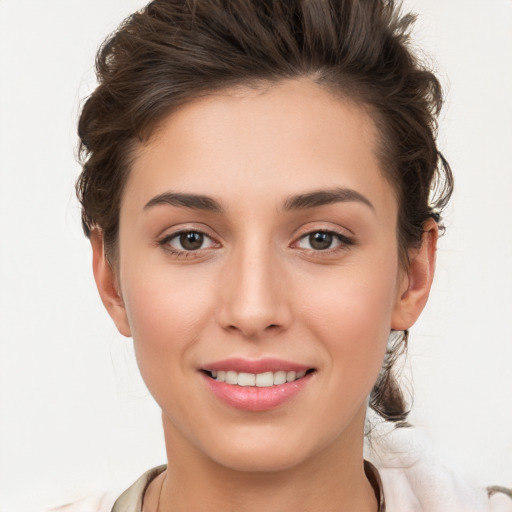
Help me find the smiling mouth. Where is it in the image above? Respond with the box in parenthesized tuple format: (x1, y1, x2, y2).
(202, 369, 315, 387)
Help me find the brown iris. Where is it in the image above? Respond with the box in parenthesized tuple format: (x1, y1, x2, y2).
(308, 232, 334, 250)
(180, 232, 204, 250)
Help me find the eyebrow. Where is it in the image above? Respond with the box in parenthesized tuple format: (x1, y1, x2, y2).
(144, 192, 223, 212)
(282, 187, 374, 212)
(143, 187, 374, 214)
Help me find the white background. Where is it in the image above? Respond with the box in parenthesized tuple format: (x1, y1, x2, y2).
(0, 1, 511, 510)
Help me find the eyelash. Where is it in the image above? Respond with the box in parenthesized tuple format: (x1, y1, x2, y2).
(158, 230, 219, 259)
(293, 230, 355, 254)
(157, 229, 355, 258)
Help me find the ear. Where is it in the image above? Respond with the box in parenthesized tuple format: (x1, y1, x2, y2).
(391, 218, 438, 331)
(90, 229, 132, 337)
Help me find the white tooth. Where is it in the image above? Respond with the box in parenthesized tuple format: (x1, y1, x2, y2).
(286, 371, 297, 382)
(225, 370, 238, 385)
(273, 371, 287, 385)
(296, 370, 306, 379)
(211, 370, 217, 378)
(256, 372, 274, 387)
(217, 370, 226, 382)
(237, 372, 256, 386)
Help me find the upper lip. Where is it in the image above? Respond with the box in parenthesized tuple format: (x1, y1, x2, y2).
(202, 358, 312, 374)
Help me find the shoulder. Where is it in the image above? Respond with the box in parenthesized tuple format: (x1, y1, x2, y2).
(366, 425, 512, 512)
(47, 466, 166, 512)
(110, 465, 166, 512)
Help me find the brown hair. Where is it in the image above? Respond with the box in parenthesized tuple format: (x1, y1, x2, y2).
(77, 0, 453, 424)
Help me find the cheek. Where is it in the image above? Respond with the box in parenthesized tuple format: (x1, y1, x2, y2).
(297, 255, 400, 386)
(119, 264, 217, 378)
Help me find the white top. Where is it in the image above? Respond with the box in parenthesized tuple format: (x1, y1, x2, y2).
(364, 425, 512, 511)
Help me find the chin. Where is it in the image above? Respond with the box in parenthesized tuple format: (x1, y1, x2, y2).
(199, 424, 327, 473)
(212, 445, 309, 473)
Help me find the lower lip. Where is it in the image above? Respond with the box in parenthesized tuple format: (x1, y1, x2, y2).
(201, 372, 314, 411)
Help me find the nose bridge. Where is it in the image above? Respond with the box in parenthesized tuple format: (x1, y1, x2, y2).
(218, 233, 289, 338)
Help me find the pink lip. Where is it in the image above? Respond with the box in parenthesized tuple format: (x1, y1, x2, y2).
(203, 357, 311, 374)
(200, 358, 315, 412)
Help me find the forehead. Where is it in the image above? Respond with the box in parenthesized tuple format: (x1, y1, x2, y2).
(123, 79, 396, 220)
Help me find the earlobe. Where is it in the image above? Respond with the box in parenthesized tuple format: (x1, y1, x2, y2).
(90, 230, 132, 337)
(391, 218, 438, 331)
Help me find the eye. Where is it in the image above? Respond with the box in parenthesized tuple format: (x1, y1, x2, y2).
(295, 230, 353, 251)
(162, 230, 217, 251)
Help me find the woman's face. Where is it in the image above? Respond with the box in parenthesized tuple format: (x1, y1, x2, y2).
(100, 80, 422, 472)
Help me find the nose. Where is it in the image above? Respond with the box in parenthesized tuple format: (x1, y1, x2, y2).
(216, 242, 292, 339)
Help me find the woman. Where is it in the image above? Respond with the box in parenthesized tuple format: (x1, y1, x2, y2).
(70, 0, 510, 510)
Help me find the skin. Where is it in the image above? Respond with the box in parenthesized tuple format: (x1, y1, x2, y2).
(91, 79, 437, 512)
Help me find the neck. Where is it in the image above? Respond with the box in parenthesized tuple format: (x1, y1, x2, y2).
(152, 411, 378, 512)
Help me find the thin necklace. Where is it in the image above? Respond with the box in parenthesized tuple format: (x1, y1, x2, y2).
(156, 472, 166, 512)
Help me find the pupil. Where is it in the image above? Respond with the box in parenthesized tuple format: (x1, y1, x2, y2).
(309, 232, 333, 250)
(180, 232, 203, 250)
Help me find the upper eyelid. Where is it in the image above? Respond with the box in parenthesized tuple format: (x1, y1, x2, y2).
(160, 229, 219, 246)
(298, 228, 350, 237)
(158, 224, 219, 241)
(295, 232, 353, 244)
(292, 225, 354, 241)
